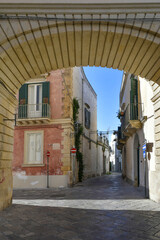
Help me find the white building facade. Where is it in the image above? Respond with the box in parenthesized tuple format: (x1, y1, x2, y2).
(117, 73, 155, 197)
(110, 134, 122, 172)
(73, 67, 110, 178)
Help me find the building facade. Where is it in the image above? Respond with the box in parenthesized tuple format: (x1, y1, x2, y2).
(110, 133, 122, 172)
(73, 68, 110, 178)
(13, 67, 109, 188)
(117, 73, 155, 197)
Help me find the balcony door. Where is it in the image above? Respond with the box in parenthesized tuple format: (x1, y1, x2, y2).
(28, 84, 42, 118)
(130, 77, 138, 120)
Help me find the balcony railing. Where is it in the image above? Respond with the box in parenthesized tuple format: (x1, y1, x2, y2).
(18, 103, 51, 119)
(121, 103, 143, 132)
(117, 127, 122, 140)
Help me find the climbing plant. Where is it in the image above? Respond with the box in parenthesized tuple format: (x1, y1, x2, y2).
(73, 98, 84, 182)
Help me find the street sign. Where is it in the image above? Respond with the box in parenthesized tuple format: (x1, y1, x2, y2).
(143, 144, 146, 151)
(46, 151, 50, 157)
(71, 148, 76, 154)
(143, 143, 146, 159)
(143, 151, 146, 159)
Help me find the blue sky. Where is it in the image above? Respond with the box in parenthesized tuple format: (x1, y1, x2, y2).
(83, 67, 123, 134)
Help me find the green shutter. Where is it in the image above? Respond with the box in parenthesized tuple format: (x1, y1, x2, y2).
(130, 78, 138, 120)
(18, 84, 28, 118)
(88, 111, 91, 129)
(130, 78, 138, 104)
(42, 82, 50, 117)
(42, 82, 50, 103)
(85, 108, 87, 128)
(19, 84, 28, 104)
(85, 108, 90, 129)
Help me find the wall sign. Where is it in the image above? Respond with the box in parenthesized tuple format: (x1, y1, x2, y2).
(52, 143, 60, 150)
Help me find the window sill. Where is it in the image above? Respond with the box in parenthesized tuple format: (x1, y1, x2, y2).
(22, 164, 45, 167)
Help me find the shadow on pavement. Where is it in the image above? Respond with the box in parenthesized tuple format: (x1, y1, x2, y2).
(1, 203, 160, 240)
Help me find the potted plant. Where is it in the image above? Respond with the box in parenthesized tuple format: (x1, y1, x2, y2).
(117, 110, 124, 119)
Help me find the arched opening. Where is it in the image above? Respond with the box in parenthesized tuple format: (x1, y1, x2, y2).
(1, 2, 160, 209)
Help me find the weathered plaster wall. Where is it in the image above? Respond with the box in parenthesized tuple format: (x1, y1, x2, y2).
(49, 71, 64, 119)
(13, 69, 74, 188)
(13, 125, 63, 183)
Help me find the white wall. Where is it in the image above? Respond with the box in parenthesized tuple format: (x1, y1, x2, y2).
(110, 134, 116, 171)
(120, 73, 155, 189)
(120, 72, 131, 110)
(97, 145, 103, 175)
(139, 77, 155, 171)
(73, 67, 98, 178)
(13, 174, 69, 188)
(110, 134, 122, 172)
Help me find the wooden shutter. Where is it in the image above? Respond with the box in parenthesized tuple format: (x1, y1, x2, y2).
(88, 111, 91, 129)
(19, 84, 28, 118)
(85, 108, 87, 128)
(42, 82, 50, 103)
(19, 84, 28, 104)
(42, 82, 50, 117)
(130, 78, 138, 120)
(130, 78, 138, 104)
(85, 108, 90, 129)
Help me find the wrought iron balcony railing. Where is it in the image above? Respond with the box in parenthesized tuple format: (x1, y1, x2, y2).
(18, 103, 51, 119)
(121, 103, 143, 132)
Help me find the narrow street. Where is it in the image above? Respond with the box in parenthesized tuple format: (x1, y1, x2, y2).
(1, 173, 160, 240)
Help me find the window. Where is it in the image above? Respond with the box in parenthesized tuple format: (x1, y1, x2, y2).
(130, 77, 138, 120)
(85, 108, 90, 129)
(28, 84, 42, 118)
(18, 81, 50, 118)
(24, 131, 43, 165)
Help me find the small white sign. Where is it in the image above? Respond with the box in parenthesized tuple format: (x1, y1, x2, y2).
(52, 143, 60, 150)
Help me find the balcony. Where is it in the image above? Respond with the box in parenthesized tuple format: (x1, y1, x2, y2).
(116, 127, 127, 150)
(121, 103, 143, 137)
(17, 103, 51, 125)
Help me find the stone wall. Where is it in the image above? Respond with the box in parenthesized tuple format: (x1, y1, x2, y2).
(0, 84, 17, 210)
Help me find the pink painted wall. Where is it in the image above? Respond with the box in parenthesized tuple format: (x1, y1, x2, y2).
(13, 70, 65, 176)
(48, 70, 64, 119)
(13, 125, 64, 176)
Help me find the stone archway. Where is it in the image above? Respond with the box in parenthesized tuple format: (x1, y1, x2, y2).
(1, 0, 160, 209)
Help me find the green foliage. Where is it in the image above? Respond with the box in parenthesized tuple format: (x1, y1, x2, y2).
(117, 109, 124, 119)
(75, 125, 83, 151)
(73, 98, 84, 182)
(76, 151, 84, 182)
(73, 98, 79, 122)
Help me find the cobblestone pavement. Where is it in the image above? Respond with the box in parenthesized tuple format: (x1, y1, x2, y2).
(1, 173, 160, 240)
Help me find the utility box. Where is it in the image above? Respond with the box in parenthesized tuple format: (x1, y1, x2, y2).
(146, 143, 153, 152)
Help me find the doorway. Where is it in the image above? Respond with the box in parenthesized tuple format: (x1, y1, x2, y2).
(134, 134, 140, 187)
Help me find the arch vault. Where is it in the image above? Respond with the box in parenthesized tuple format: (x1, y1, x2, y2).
(0, 0, 160, 209)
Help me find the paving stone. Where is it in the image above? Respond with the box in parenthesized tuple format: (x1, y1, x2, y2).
(0, 173, 160, 240)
